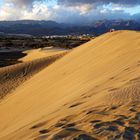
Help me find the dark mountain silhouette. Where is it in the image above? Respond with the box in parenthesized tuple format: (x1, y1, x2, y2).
(0, 20, 140, 36)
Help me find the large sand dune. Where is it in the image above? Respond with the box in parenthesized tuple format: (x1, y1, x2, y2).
(0, 30, 140, 139)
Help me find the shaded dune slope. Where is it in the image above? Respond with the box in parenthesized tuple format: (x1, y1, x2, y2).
(1, 31, 140, 139)
(0, 52, 67, 99)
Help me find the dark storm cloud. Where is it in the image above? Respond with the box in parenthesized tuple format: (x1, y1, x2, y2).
(58, 0, 140, 6)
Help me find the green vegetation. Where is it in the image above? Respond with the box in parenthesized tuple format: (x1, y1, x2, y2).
(0, 36, 90, 50)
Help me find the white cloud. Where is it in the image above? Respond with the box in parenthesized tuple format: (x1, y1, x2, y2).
(0, 3, 22, 20)
(0, 0, 139, 23)
(5, 0, 42, 9)
(0, 1, 52, 20)
(22, 2, 52, 20)
(68, 4, 94, 15)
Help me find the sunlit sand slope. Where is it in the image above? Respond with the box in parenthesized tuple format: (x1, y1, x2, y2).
(20, 48, 67, 62)
(0, 31, 140, 140)
(0, 52, 66, 99)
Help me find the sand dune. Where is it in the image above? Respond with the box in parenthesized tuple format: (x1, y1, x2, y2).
(20, 48, 67, 62)
(0, 30, 140, 140)
(0, 52, 67, 99)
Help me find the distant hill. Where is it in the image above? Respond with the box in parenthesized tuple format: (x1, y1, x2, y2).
(0, 20, 140, 36)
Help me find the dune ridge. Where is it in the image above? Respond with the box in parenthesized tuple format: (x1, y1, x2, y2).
(0, 52, 67, 99)
(0, 30, 140, 139)
(20, 48, 67, 62)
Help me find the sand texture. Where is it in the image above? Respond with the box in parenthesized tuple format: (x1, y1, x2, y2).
(0, 52, 67, 99)
(0, 31, 140, 140)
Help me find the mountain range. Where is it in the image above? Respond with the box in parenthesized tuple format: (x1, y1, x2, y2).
(0, 19, 140, 36)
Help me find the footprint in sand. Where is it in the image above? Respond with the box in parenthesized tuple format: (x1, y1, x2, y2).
(135, 112, 140, 120)
(108, 88, 119, 92)
(73, 134, 97, 140)
(92, 121, 112, 129)
(124, 67, 130, 71)
(62, 123, 76, 128)
(129, 77, 140, 83)
(137, 130, 140, 140)
(91, 120, 121, 138)
(112, 119, 124, 126)
(39, 129, 49, 134)
(115, 115, 128, 120)
(52, 127, 80, 139)
(110, 105, 119, 110)
(69, 102, 83, 108)
(129, 107, 137, 112)
(86, 109, 97, 115)
(86, 110, 94, 115)
(55, 122, 66, 128)
(123, 127, 136, 140)
(30, 121, 47, 129)
(34, 135, 48, 140)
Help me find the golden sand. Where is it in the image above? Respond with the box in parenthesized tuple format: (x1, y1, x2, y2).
(0, 31, 140, 140)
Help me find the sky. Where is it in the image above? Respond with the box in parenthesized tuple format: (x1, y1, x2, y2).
(0, 0, 140, 24)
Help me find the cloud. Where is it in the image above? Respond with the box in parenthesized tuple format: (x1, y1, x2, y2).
(52, 4, 132, 24)
(0, 1, 52, 20)
(4, 0, 43, 8)
(73, 4, 93, 15)
(58, 0, 140, 7)
(0, 0, 139, 23)
(56, 0, 140, 16)
(0, 3, 22, 20)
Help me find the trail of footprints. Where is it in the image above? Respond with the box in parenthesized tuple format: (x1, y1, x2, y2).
(30, 67, 140, 140)
(30, 102, 140, 140)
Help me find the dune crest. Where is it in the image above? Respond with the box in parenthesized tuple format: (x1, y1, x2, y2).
(20, 48, 67, 62)
(0, 30, 140, 139)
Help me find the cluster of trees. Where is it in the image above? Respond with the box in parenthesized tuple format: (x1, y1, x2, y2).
(0, 37, 90, 49)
